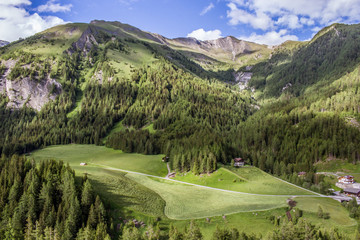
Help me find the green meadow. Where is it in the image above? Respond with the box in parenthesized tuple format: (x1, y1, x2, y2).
(31, 144, 167, 176)
(127, 173, 288, 220)
(30, 144, 357, 239)
(174, 167, 313, 195)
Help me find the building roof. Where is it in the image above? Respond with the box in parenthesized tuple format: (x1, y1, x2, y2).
(344, 188, 360, 194)
(234, 158, 244, 162)
(340, 175, 354, 179)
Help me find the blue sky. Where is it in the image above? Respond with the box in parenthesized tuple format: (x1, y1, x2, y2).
(1, 0, 360, 45)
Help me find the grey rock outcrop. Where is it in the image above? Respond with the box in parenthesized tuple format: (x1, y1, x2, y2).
(0, 60, 62, 111)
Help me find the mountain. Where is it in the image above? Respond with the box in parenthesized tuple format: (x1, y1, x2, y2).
(0, 19, 360, 239)
(0, 20, 267, 111)
(0, 19, 359, 181)
(0, 40, 9, 47)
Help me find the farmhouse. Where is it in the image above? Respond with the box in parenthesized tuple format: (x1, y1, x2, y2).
(338, 175, 355, 184)
(80, 163, 87, 166)
(343, 188, 360, 197)
(298, 172, 306, 177)
(233, 158, 245, 167)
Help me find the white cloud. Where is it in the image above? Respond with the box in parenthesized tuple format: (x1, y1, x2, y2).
(227, 3, 273, 30)
(0, 0, 68, 42)
(200, 3, 214, 16)
(0, 0, 31, 6)
(276, 15, 301, 29)
(300, 17, 314, 26)
(38, 0, 72, 13)
(227, 0, 360, 30)
(311, 26, 322, 32)
(240, 29, 298, 46)
(187, 28, 223, 41)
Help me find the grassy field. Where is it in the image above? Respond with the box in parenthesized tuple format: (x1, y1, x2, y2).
(315, 159, 360, 173)
(107, 42, 157, 78)
(296, 197, 357, 235)
(30, 144, 357, 239)
(174, 167, 313, 195)
(127, 173, 288, 220)
(169, 208, 287, 239)
(31, 144, 167, 176)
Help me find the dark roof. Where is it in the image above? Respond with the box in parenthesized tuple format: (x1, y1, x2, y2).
(344, 188, 360, 194)
(234, 158, 244, 162)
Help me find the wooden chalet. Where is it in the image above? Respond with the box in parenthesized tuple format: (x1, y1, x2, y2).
(233, 158, 245, 167)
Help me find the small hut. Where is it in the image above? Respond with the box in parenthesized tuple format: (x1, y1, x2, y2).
(80, 163, 87, 166)
(233, 158, 245, 167)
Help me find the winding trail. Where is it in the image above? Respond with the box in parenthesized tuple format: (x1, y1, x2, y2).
(92, 163, 330, 198)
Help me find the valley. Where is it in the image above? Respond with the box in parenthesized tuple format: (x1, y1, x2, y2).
(30, 144, 357, 239)
(0, 19, 359, 239)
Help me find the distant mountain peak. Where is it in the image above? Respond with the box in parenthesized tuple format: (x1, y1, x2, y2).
(0, 40, 10, 47)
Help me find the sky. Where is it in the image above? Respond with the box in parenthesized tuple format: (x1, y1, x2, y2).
(1, 0, 360, 45)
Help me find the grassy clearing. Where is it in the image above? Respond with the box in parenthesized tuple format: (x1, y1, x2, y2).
(169, 209, 286, 239)
(127, 173, 288, 220)
(31, 144, 167, 176)
(142, 123, 156, 133)
(295, 197, 357, 235)
(107, 42, 156, 78)
(174, 167, 313, 195)
(72, 166, 166, 219)
(102, 120, 136, 143)
(315, 159, 360, 173)
(66, 90, 84, 118)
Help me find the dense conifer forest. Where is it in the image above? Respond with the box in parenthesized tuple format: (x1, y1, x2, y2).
(0, 155, 109, 239)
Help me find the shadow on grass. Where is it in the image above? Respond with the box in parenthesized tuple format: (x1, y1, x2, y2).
(81, 168, 167, 221)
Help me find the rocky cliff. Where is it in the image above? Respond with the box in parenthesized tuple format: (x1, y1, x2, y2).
(0, 59, 62, 111)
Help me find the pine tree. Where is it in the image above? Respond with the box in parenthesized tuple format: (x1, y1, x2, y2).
(185, 220, 202, 240)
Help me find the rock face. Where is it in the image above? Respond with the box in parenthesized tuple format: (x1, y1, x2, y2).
(0, 40, 10, 47)
(0, 60, 62, 111)
(172, 36, 253, 61)
(234, 71, 253, 90)
(67, 26, 99, 56)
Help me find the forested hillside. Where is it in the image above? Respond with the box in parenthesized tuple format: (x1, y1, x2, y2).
(0, 155, 110, 239)
(250, 23, 360, 98)
(0, 20, 359, 186)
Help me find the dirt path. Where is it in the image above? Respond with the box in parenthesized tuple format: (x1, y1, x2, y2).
(92, 163, 328, 198)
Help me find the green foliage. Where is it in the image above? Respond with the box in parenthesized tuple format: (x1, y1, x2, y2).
(266, 219, 347, 240)
(0, 155, 110, 239)
(317, 205, 330, 219)
(251, 23, 360, 97)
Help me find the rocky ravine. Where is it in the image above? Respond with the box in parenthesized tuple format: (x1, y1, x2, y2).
(234, 66, 253, 90)
(0, 60, 62, 111)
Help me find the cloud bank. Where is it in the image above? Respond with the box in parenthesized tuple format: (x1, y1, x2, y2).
(38, 0, 73, 13)
(187, 28, 223, 41)
(0, 0, 70, 42)
(227, 0, 360, 45)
